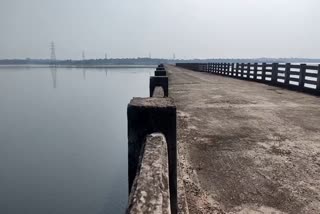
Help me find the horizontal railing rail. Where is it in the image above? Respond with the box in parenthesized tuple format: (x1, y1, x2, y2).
(127, 133, 170, 214)
(176, 62, 320, 95)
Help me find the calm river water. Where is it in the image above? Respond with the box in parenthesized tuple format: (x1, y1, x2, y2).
(0, 66, 153, 214)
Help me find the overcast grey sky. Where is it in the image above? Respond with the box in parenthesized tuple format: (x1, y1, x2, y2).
(0, 0, 319, 59)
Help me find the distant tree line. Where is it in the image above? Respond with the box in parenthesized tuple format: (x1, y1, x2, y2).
(0, 57, 320, 65)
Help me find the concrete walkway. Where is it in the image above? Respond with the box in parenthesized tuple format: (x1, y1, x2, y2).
(167, 65, 320, 214)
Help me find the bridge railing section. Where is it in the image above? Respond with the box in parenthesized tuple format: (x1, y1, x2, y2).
(127, 64, 177, 214)
(176, 62, 320, 95)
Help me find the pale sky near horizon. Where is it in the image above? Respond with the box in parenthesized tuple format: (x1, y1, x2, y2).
(0, 0, 319, 59)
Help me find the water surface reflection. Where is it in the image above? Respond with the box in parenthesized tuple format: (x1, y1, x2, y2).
(0, 67, 152, 214)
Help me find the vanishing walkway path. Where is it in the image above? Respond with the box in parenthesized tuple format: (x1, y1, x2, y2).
(167, 65, 320, 214)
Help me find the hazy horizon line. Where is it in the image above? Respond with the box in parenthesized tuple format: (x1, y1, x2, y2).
(1, 57, 320, 61)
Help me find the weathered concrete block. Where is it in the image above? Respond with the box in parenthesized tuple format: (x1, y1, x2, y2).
(155, 70, 167, 76)
(127, 133, 170, 214)
(128, 97, 177, 213)
(156, 67, 166, 71)
(150, 76, 169, 97)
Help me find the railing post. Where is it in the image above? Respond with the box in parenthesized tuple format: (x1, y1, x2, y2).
(262, 63, 266, 81)
(271, 63, 279, 84)
(224, 63, 229, 76)
(223, 63, 227, 75)
(231, 63, 235, 76)
(254, 63, 258, 80)
(247, 63, 251, 80)
(241, 63, 244, 78)
(221, 63, 223, 75)
(222, 63, 224, 75)
(236, 63, 239, 77)
(299, 64, 306, 88)
(284, 63, 291, 86)
(226, 63, 229, 75)
(317, 64, 320, 90)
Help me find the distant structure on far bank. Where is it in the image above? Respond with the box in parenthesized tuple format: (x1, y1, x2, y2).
(50, 41, 56, 65)
(82, 51, 86, 61)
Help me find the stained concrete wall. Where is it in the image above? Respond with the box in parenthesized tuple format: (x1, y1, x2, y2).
(127, 64, 179, 214)
(127, 133, 171, 214)
(150, 76, 168, 97)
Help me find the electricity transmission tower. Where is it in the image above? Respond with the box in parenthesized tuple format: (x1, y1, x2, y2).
(82, 51, 86, 61)
(50, 41, 56, 66)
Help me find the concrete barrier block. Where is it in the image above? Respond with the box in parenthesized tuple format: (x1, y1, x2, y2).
(128, 97, 177, 213)
(150, 76, 169, 97)
(155, 70, 167, 76)
(156, 67, 166, 71)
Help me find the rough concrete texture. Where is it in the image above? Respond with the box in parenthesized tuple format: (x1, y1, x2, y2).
(152, 86, 165, 98)
(129, 97, 175, 108)
(150, 76, 169, 97)
(127, 133, 171, 214)
(177, 156, 190, 214)
(128, 97, 177, 213)
(157, 67, 166, 71)
(167, 65, 320, 214)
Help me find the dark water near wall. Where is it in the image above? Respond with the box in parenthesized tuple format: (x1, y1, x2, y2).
(0, 67, 152, 214)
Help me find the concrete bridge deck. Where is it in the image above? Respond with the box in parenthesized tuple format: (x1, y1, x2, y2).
(167, 65, 320, 214)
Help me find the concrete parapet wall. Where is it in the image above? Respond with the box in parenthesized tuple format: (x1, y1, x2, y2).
(127, 133, 170, 214)
(127, 64, 178, 213)
(150, 76, 169, 97)
(155, 70, 167, 76)
(156, 67, 166, 71)
(176, 62, 320, 96)
(127, 98, 177, 213)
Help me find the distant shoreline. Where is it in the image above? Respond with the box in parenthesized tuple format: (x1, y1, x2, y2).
(0, 64, 158, 69)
